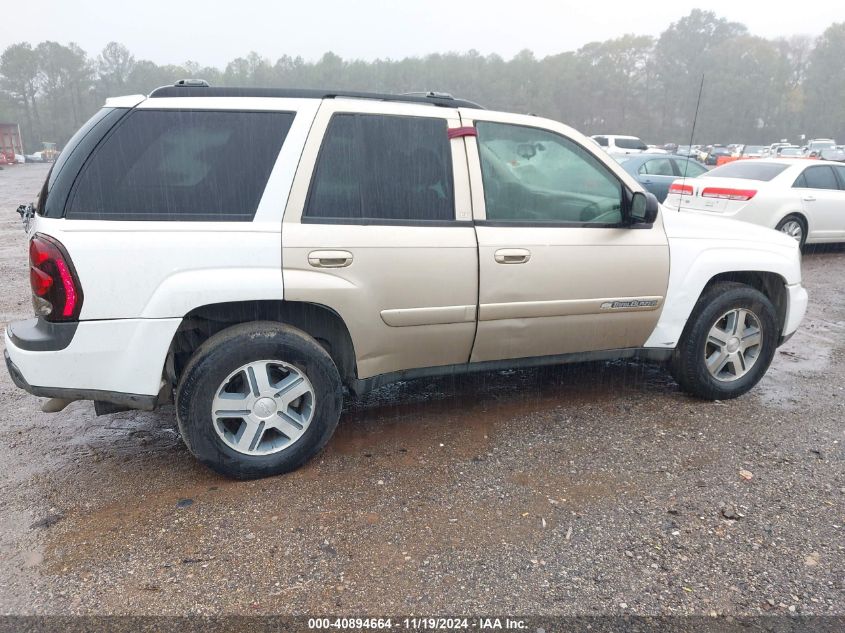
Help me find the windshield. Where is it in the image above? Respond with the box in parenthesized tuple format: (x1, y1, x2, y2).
(614, 137, 648, 150)
(704, 161, 790, 181)
(743, 146, 765, 154)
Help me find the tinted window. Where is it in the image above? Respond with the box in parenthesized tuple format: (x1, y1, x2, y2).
(832, 165, 845, 189)
(704, 162, 789, 181)
(615, 137, 648, 151)
(305, 114, 454, 222)
(49, 107, 114, 190)
(673, 158, 707, 177)
(593, 136, 608, 146)
(476, 122, 622, 224)
(68, 110, 294, 221)
(800, 166, 839, 190)
(639, 158, 674, 176)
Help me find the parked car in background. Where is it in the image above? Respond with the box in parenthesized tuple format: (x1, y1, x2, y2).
(675, 145, 699, 159)
(775, 146, 804, 158)
(819, 147, 845, 162)
(705, 146, 733, 165)
(615, 153, 708, 202)
(665, 158, 845, 247)
(763, 142, 791, 158)
(741, 145, 766, 158)
(805, 138, 836, 155)
(4, 85, 806, 478)
(591, 134, 666, 155)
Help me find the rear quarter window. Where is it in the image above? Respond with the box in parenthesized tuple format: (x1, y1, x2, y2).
(67, 110, 294, 221)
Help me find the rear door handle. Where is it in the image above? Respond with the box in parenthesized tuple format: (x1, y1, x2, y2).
(494, 248, 531, 264)
(308, 250, 353, 268)
(802, 196, 816, 202)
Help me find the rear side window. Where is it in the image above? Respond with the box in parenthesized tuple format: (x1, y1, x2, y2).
(673, 158, 707, 177)
(798, 165, 839, 191)
(304, 113, 454, 223)
(704, 162, 788, 181)
(832, 165, 845, 189)
(593, 136, 608, 147)
(639, 158, 673, 176)
(67, 110, 294, 221)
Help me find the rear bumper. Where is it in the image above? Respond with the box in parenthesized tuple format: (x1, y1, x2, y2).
(4, 317, 182, 408)
(5, 349, 158, 410)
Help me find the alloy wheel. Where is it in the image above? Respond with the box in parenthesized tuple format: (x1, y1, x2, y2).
(211, 360, 315, 455)
(704, 308, 763, 382)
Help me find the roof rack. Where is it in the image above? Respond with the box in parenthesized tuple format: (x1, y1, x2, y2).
(148, 81, 484, 109)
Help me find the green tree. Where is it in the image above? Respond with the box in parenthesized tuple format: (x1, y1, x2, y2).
(804, 22, 845, 140)
(0, 43, 41, 150)
(97, 41, 135, 94)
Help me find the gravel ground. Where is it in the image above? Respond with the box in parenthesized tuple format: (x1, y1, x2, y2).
(0, 163, 842, 617)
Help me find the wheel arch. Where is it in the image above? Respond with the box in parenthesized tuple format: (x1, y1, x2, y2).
(701, 271, 788, 336)
(166, 300, 358, 390)
(775, 211, 809, 234)
(644, 242, 798, 349)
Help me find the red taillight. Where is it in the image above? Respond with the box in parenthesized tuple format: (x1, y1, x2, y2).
(28, 234, 83, 321)
(700, 187, 757, 201)
(669, 183, 694, 195)
(30, 267, 53, 296)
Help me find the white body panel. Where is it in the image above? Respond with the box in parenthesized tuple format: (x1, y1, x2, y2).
(6, 319, 180, 396)
(645, 209, 805, 348)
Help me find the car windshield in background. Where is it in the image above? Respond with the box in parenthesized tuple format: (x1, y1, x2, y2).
(743, 146, 765, 154)
(615, 138, 648, 150)
(703, 161, 789, 181)
(779, 148, 803, 157)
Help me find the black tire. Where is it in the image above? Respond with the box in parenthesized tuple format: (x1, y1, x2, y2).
(175, 321, 343, 479)
(775, 214, 807, 249)
(670, 282, 778, 400)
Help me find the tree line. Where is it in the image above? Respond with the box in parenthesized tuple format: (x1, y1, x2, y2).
(1, 10, 843, 153)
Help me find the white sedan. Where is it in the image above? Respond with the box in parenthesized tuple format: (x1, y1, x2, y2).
(663, 159, 845, 247)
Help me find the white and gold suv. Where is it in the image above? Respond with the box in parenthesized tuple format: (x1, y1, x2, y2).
(5, 83, 808, 478)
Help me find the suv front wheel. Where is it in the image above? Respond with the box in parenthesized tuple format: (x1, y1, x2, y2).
(670, 282, 778, 400)
(176, 321, 343, 479)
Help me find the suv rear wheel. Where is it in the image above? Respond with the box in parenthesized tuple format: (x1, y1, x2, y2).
(176, 321, 342, 479)
(670, 282, 778, 400)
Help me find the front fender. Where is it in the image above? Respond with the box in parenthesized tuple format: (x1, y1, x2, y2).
(644, 239, 800, 348)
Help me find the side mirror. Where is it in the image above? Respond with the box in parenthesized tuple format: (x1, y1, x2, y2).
(630, 191, 659, 224)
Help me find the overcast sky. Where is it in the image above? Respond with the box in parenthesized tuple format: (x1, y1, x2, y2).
(5, 0, 841, 67)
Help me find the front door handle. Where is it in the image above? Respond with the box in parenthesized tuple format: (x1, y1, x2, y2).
(802, 196, 816, 202)
(494, 248, 531, 264)
(308, 250, 353, 268)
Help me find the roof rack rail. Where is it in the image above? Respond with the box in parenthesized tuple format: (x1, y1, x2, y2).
(148, 84, 484, 109)
(174, 78, 210, 88)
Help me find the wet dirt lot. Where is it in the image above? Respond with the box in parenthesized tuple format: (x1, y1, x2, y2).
(0, 163, 842, 616)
